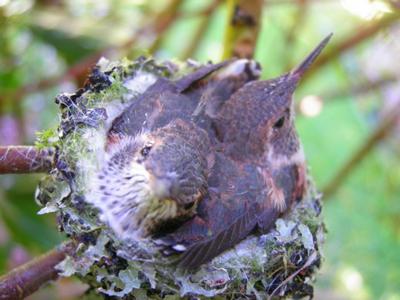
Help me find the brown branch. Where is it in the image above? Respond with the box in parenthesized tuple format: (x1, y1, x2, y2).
(386, 0, 400, 9)
(0, 241, 76, 300)
(180, 0, 222, 59)
(147, 0, 185, 54)
(0, 146, 54, 174)
(222, 0, 264, 59)
(178, 0, 223, 18)
(15, 55, 102, 101)
(302, 12, 399, 82)
(296, 76, 397, 115)
(283, 0, 309, 71)
(322, 103, 400, 198)
(5, 0, 185, 104)
(267, 251, 318, 300)
(265, 0, 349, 4)
(323, 76, 397, 101)
(296, 80, 399, 123)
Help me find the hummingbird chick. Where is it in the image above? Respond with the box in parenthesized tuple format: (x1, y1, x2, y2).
(158, 34, 332, 269)
(91, 119, 210, 240)
(89, 58, 259, 243)
(88, 34, 332, 269)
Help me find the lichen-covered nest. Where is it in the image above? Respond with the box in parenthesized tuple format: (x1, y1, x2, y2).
(35, 57, 325, 299)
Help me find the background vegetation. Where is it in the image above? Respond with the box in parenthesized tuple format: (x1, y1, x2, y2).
(0, 0, 399, 299)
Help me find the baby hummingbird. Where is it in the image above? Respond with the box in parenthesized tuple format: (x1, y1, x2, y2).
(90, 34, 332, 269)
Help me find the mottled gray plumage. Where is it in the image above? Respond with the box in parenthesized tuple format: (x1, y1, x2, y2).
(95, 35, 332, 269)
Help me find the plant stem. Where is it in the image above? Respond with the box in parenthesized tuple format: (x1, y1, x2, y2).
(2, 0, 185, 105)
(222, 0, 263, 59)
(323, 76, 396, 101)
(0, 146, 54, 174)
(147, 0, 185, 54)
(181, 0, 222, 60)
(303, 12, 399, 82)
(0, 241, 76, 300)
(322, 104, 400, 198)
(283, 0, 309, 71)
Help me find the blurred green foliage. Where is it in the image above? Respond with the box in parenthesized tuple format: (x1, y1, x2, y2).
(0, 0, 399, 299)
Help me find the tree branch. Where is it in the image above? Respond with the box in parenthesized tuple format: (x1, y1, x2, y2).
(322, 103, 400, 198)
(4, 0, 185, 104)
(147, 0, 185, 54)
(180, 0, 222, 59)
(178, 0, 223, 18)
(0, 241, 76, 300)
(283, 0, 309, 71)
(222, 0, 263, 59)
(322, 76, 397, 101)
(0, 146, 54, 174)
(265, 0, 358, 4)
(302, 12, 399, 82)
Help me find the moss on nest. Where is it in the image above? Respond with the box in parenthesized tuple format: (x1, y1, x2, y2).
(35, 56, 325, 299)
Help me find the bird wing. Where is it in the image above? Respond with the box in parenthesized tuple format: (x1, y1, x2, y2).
(176, 206, 258, 269)
(175, 60, 231, 93)
(157, 154, 281, 269)
(171, 195, 280, 269)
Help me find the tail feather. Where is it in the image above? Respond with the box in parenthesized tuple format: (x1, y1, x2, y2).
(176, 210, 256, 269)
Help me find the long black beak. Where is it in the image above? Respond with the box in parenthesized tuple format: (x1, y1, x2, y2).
(290, 33, 333, 80)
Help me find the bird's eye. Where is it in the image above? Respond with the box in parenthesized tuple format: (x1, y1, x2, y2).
(140, 145, 152, 157)
(273, 116, 285, 129)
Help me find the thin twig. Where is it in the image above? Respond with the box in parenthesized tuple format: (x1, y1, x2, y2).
(387, 0, 400, 9)
(322, 76, 397, 101)
(283, 0, 309, 71)
(222, 0, 264, 59)
(4, 0, 185, 104)
(0, 241, 76, 300)
(322, 103, 400, 198)
(268, 251, 318, 299)
(295, 76, 397, 115)
(0, 146, 54, 174)
(147, 0, 185, 54)
(178, 0, 223, 18)
(265, 0, 345, 4)
(180, 0, 222, 60)
(302, 12, 400, 82)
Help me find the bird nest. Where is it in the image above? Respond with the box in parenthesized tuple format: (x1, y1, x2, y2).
(35, 57, 325, 299)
